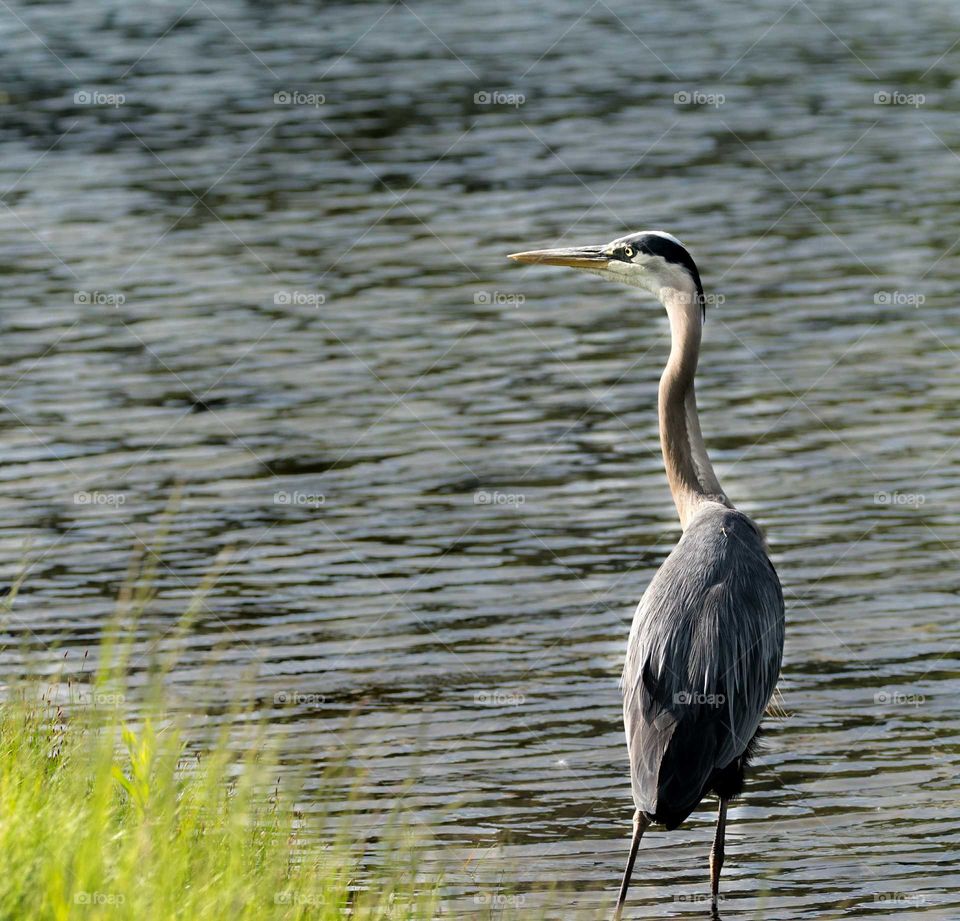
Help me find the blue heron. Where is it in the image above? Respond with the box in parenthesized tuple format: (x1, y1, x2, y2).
(508, 232, 784, 918)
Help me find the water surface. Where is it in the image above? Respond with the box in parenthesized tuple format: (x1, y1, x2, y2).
(1, 0, 959, 917)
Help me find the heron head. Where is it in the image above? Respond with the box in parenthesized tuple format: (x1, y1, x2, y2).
(508, 230, 705, 317)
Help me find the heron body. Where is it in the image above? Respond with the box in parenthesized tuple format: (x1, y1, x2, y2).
(622, 504, 784, 831)
(508, 231, 785, 918)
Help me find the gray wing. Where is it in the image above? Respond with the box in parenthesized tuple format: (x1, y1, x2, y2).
(620, 506, 784, 827)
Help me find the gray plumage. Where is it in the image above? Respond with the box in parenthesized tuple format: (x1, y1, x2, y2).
(620, 505, 784, 830)
(507, 229, 787, 917)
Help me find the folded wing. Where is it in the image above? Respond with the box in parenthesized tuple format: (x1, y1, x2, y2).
(621, 506, 784, 829)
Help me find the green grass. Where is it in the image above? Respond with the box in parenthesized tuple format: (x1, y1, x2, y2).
(0, 685, 444, 921)
(0, 544, 443, 921)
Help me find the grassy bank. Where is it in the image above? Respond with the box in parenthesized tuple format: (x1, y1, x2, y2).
(0, 667, 445, 921)
(0, 543, 446, 921)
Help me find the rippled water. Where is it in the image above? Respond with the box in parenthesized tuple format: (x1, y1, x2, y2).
(2, 0, 960, 917)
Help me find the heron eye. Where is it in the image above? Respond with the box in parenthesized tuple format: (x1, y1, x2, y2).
(622, 245, 636, 259)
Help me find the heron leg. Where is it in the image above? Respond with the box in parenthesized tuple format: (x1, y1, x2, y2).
(709, 797, 728, 911)
(613, 809, 649, 920)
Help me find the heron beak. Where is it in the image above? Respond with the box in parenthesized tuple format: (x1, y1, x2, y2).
(507, 245, 610, 270)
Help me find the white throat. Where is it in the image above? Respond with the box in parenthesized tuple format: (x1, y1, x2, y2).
(657, 281, 731, 528)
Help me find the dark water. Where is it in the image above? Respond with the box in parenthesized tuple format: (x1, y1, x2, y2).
(2, 0, 960, 917)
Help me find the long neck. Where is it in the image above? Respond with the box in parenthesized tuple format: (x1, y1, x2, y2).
(657, 286, 731, 529)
